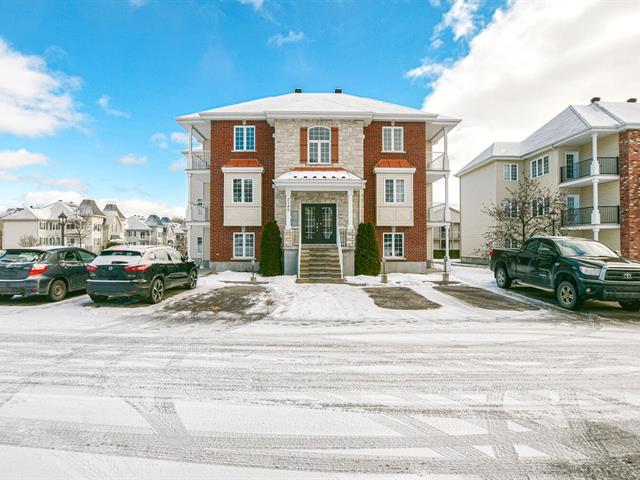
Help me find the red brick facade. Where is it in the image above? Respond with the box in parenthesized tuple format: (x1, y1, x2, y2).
(619, 129, 640, 260)
(210, 120, 275, 263)
(363, 121, 428, 263)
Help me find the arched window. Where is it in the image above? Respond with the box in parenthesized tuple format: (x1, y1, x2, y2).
(308, 126, 331, 164)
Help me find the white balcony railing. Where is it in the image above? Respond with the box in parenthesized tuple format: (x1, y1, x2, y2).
(427, 152, 449, 171)
(184, 150, 211, 170)
(187, 202, 209, 222)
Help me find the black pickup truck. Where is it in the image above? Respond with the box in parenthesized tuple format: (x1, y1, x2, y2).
(490, 236, 640, 310)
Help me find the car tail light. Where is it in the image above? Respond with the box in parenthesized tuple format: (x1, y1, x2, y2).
(29, 263, 48, 276)
(87, 264, 98, 273)
(489, 247, 494, 258)
(124, 264, 152, 273)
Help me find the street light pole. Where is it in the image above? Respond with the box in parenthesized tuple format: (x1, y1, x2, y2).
(58, 213, 68, 246)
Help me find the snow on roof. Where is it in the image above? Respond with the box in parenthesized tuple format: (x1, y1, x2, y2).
(103, 203, 126, 219)
(1, 200, 78, 222)
(79, 199, 104, 217)
(457, 101, 640, 177)
(125, 215, 152, 231)
(177, 92, 460, 126)
(145, 214, 164, 227)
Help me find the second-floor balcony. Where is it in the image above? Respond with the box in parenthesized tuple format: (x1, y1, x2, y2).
(427, 152, 449, 183)
(184, 150, 211, 171)
(559, 157, 619, 186)
(187, 202, 210, 223)
(561, 205, 620, 228)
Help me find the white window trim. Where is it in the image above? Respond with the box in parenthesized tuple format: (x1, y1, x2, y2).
(382, 126, 404, 153)
(503, 163, 519, 181)
(308, 126, 331, 164)
(530, 156, 550, 178)
(233, 232, 255, 259)
(231, 178, 254, 204)
(382, 232, 405, 259)
(383, 178, 406, 204)
(233, 125, 256, 152)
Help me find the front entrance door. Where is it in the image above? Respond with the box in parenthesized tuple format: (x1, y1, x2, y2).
(302, 204, 336, 244)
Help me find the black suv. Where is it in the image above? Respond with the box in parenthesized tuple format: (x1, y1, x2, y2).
(0, 247, 97, 302)
(491, 236, 640, 310)
(86, 246, 198, 304)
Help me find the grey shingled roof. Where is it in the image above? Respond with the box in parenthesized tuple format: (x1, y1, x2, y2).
(78, 199, 104, 217)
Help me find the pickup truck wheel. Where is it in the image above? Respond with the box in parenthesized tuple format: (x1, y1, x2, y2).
(48, 279, 67, 302)
(619, 301, 640, 311)
(556, 280, 583, 310)
(495, 265, 512, 289)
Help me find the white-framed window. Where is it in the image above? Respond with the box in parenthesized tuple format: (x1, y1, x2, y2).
(531, 155, 549, 178)
(383, 232, 404, 258)
(233, 232, 255, 259)
(232, 178, 253, 203)
(504, 199, 519, 218)
(532, 197, 550, 217)
(503, 163, 518, 181)
(234, 125, 256, 151)
(196, 236, 203, 254)
(505, 238, 518, 249)
(382, 126, 403, 152)
(384, 178, 405, 203)
(308, 126, 331, 164)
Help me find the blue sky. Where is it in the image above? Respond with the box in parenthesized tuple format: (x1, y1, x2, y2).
(1, 0, 636, 216)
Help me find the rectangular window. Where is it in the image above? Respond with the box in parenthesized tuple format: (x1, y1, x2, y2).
(384, 178, 405, 203)
(531, 198, 549, 216)
(233, 126, 256, 151)
(232, 178, 253, 203)
(531, 156, 549, 178)
(505, 238, 518, 249)
(382, 126, 403, 152)
(233, 232, 255, 258)
(196, 236, 203, 254)
(503, 164, 518, 181)
(383, 232, 404, 258)
(505, 199, 518, 218)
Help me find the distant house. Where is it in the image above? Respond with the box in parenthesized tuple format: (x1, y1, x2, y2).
(124, 216, 152, 245)
(428, 204, 461, 259)
(102, 203, 126, 245)
(77, 199, 106, 252)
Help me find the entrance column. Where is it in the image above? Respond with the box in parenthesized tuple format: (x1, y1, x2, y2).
(347, 189, 355, 247)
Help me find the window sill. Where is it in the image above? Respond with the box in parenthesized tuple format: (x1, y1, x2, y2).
(381, 150, 405, 154)
(232, 257, 256, 261)
(231, 149, 256, 153)
(383, 257, 406, 261)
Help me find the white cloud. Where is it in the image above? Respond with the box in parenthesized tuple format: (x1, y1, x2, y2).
(168, 158, 186, 172)
(431, 0, 480, 48)
(0, 149, 49, 169)
(118, 153, 148, 166)
(97, 94, 131, 118)
(0, 171, 18, 182)
(150, 132, 168, 149)
(268, 31, 304, 47)
(414, 0, 640, 203)
(24, 190, 83, 207)
(404, 62, 447, 80)
(170, 131, 188, 145)
(0, 37, 84, 137)
(237, 0, 264, 10)
(36, 176, 86, 191)
(129, 0, 149, 7)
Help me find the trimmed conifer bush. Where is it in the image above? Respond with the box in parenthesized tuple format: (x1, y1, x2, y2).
(354, 222, 380, 276)
(258, 220, 283, 276)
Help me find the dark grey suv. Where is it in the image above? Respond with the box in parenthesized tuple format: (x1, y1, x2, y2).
(0, 247, 97, 302)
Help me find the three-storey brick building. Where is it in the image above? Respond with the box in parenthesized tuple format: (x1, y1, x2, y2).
(178, 90, 459, 279)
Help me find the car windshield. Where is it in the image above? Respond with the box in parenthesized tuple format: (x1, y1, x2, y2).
(99, 250, 142, 257)
(556, 239, 618, 258)
(0, 250, 47, 263)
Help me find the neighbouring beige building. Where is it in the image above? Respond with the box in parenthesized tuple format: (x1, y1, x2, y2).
(457, 98, 640, 263)
(429, 204, 460, 258)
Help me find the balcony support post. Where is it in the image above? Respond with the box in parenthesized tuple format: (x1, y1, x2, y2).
(443, 127, 450, 170)
(285, 189, 292, 229)
(591, 132, 600, 241)
(347, 189, 354, 230)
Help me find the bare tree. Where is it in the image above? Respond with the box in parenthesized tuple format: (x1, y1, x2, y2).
(67, 211, 93, 248)
(18, 234, 39, 247)
(480, 175, 567, 252)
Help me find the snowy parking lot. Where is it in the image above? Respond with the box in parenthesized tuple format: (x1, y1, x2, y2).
(0, 268, 639, 479)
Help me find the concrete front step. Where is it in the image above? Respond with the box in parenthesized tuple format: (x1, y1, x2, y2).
(296, 278, 345, 284)
(299, 244, 343, 282)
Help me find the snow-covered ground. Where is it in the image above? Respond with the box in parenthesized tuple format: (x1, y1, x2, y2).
(0, 269, 639, 479)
